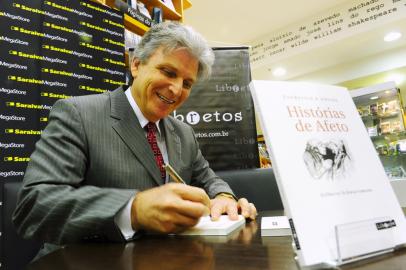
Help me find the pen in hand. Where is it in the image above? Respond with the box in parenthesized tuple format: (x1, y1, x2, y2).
(163, 163, 186, 184)
(163, 163, 211, 216)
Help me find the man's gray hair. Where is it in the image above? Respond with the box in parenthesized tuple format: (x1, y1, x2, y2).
(132, 21, 215, 81)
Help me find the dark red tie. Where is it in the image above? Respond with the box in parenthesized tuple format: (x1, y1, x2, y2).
(145, 122, 166, 181)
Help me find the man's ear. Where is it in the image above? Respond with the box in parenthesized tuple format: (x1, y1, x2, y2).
(130, 58, 141, 78)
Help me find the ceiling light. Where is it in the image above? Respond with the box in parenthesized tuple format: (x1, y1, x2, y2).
(370, 96, 379, 100)
(272, 67, 286, 77)
(384, 32, 402, 42)
(386, 74, 405, 85)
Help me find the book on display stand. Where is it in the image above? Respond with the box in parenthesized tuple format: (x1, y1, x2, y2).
(250, 80, 406, 268)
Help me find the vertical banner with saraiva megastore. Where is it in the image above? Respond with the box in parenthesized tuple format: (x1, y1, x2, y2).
(0, 1, 125, 266)
(172, 47, 259, 171)
(0, 0, 125, 183)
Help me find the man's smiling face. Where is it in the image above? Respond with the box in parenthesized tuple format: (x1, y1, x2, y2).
(130, 46, 198, 122)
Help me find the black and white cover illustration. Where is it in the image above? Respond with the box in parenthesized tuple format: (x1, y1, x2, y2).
(304, 139, 351, 180)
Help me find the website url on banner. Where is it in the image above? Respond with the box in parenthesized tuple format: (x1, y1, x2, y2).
(195, 130, 229, 138)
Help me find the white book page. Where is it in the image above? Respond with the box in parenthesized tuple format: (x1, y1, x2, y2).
(180, 215, 245, 236)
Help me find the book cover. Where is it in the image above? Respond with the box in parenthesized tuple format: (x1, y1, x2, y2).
(250, 80, 406, 267)
(261, 216, 291, 236)
(179, 215, 245, 236)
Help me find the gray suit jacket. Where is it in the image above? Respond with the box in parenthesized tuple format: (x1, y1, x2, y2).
(13, 87, 234, 246)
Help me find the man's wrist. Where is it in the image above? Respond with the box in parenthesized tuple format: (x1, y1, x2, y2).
(115, 196, 137, 240)
(131, 195, 141, 230)
(215, 192, 237, 201)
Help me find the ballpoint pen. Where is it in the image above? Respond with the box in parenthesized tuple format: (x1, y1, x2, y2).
(164, 164, 212, 217)
(163, 163, 186, 184)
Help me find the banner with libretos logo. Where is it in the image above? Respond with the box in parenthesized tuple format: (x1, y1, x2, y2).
(173, 47, 259, 170)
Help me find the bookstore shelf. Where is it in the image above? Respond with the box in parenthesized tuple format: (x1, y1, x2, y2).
(124, 14, 149, 35)
(138, 0, 182, 20)
(93, 0, 191, 34)
(351, 82, 406, 179)
(92, 0, 192, 67)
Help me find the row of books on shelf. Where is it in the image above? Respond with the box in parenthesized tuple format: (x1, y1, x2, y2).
(125, 29, 142, 51)
(375, 139, 406, 156)
(367, 119, 403, 136)
(116, 0, 165, 27)
(126, 0, 177, 13)
(357, 100, 400, 117)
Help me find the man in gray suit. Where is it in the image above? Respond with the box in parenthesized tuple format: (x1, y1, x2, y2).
(13, 21, 257, 252)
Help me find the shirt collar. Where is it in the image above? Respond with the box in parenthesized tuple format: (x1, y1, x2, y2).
(125, 87, 162, 134)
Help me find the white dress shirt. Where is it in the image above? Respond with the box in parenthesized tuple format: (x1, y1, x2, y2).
(114, 87, 170, 239)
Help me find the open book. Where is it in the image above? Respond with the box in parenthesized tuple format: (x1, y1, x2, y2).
(179, 215, 245, 236)
(250, 80, 406, 268)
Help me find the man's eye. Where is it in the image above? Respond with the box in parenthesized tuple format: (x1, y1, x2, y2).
(183, 81, 192, 90)
(161, 68, 176, 78)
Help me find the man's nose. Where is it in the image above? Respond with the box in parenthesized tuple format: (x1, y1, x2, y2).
(169, 79, 183, 95)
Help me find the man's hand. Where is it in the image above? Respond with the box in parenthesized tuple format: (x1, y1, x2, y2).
(131, 183, 210, 233)
(210, 195, 257, 221)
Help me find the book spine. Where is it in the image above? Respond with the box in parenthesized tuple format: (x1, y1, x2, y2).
(115, 0, 152, 27)
(289, 218, 301, 250)
(152, 7, 163, 24)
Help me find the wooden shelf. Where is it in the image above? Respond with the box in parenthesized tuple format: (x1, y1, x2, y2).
(183, 0, 192, 9)
(124, 14, 149, 35)
(138, 0, 182, 20)
(91, 0, 192, 44)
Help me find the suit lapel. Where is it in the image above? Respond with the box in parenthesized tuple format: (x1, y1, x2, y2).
(163, 118, 182, 174)
(109, 87, 162, 186)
